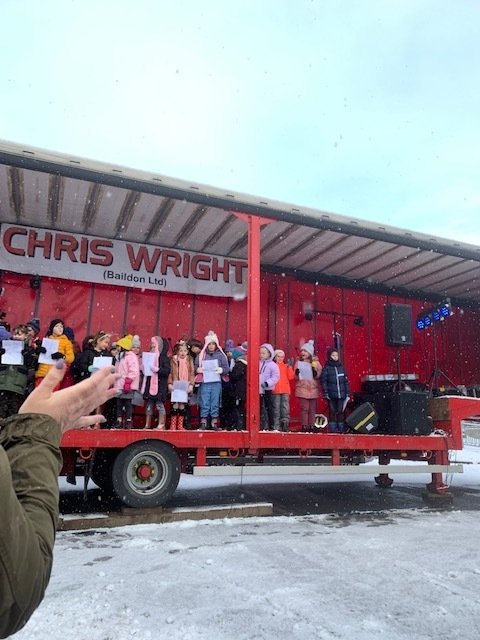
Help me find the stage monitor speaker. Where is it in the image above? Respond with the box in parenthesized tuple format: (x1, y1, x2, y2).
(389, 391, 430, 435)
(385, 303, 413, 346)
(346, 402, 379, 434)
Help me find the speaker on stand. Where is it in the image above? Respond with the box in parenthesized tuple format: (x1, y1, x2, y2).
(385, 303, 413, 347)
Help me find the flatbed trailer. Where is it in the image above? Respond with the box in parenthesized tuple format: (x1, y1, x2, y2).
(60, 376, 480, 510)
(2, 141, 480, 510)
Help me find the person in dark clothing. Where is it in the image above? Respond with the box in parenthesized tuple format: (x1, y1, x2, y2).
(320, 347, 350, 433)
(229, 349, 248, 430)
(141, 336, 170, 429)
(0, 324, 36, 418)
(71, 331, 112, 383)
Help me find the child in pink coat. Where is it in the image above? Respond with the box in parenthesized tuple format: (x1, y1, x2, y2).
(114, 334, 140, 429)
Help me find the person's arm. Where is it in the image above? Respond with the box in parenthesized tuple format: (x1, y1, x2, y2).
(0, 363, 119, 638)
(0, 414, 61, 639)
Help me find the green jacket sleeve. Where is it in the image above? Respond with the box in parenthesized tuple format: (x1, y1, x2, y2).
(0, 413, 62, 639)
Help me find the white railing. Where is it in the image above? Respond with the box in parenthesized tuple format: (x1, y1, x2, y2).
(462, 420, 480, 447)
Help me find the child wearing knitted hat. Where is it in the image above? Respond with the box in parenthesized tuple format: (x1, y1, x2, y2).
(114, 334, 140, 429)
(195, 330, 229, 430)
(294, 339, 321, 432)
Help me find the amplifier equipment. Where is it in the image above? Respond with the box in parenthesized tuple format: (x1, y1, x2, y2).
(385, 303, 413, 346)
(346, 402, 379, 434)
(389, 391, 430, 435)
(353, 391, 430, 435)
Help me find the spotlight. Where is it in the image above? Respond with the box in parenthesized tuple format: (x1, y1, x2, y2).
(416, 298, 453, 330)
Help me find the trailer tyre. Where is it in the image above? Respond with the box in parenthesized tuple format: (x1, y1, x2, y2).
(91, 450, 115, 492)
(112, 441, 180, 508)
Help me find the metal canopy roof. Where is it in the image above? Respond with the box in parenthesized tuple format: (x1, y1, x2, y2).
(1, 139, 479, 307)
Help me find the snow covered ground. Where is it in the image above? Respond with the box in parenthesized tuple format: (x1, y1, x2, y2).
(14, 446, 480, 640)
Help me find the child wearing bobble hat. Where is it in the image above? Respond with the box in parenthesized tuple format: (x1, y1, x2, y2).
(294, 339, 322, 432)
(114, 334, 140, 429)
(195, 330, 229, 430)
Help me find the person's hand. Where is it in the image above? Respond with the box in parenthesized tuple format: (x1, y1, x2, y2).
(35, 345, 47, 355)
(197, 366, 203, 373)
(51, 352, 64, 360)
(0, 347, 5, 357)
(19, 361, 119, 433)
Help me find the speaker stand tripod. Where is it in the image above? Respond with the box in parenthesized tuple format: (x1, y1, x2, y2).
(427, 323, 461, 396)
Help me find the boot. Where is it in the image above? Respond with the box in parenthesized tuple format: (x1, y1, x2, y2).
(211, 417, 220, 431)
(200, 417, 208, 430)
(145, 415, 152, 429)
(329, 422, 338, 433)
(177, 414, 185, 430)
(170, 414, 178, 431)
(125, 418, 133, 430)
(337, 422, 345, 433)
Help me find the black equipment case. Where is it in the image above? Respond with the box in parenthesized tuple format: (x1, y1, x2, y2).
(346, 402, 379, 434)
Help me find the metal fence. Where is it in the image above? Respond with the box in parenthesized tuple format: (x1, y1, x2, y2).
(462, 420, 480, 447)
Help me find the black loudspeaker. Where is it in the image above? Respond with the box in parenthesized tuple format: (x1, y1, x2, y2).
(346, 402, 379, 434)
(389, 391, 430, 435)
(385, 303, 413, 346)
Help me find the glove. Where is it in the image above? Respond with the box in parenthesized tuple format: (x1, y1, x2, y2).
(215, 367, 223, 374)
(35, 345, 47, 355)
(123, 377, 132, 392)
(51, 352, 64, 360)
(261, 382, 269, 390)
(0, 347, 5, 357)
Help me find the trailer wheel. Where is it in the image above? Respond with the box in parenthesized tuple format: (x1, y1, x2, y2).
(112, 441, 180, 508)
(91, 451, 115, 492)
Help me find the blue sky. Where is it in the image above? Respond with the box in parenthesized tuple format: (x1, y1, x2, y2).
(1, 0, 479, 245)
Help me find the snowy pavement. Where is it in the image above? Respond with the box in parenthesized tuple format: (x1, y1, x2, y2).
(12, 447, 480, 640)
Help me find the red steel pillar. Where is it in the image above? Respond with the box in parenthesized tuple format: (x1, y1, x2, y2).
(233, 212, 272, 450)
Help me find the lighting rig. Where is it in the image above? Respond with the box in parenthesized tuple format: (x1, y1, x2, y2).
(416, 298, 453, 330)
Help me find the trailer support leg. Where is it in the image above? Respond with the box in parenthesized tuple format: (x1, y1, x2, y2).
(423, 451, 454, 505)
(375, 452, 393, 487)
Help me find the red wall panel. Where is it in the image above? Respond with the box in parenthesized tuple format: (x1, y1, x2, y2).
(3, 270, 480, 394)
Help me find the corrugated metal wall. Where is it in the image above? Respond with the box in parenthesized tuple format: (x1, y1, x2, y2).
(2, 269, 479, 394)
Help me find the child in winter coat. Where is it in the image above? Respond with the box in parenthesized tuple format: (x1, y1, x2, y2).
(168, 340, 195, 430)
(259, 343, 280, 431)
(195, 330, 229, 430)
(142, 336, 170, 429)
(229, 348, 248, 430)
(272, 349, 295, 431)
(294, 339, 321, 432)
(114, 334, 141, 429)
(320, 347, 350, 433)
(71, 330, 112, 383)
(35, 319, 75, 390)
